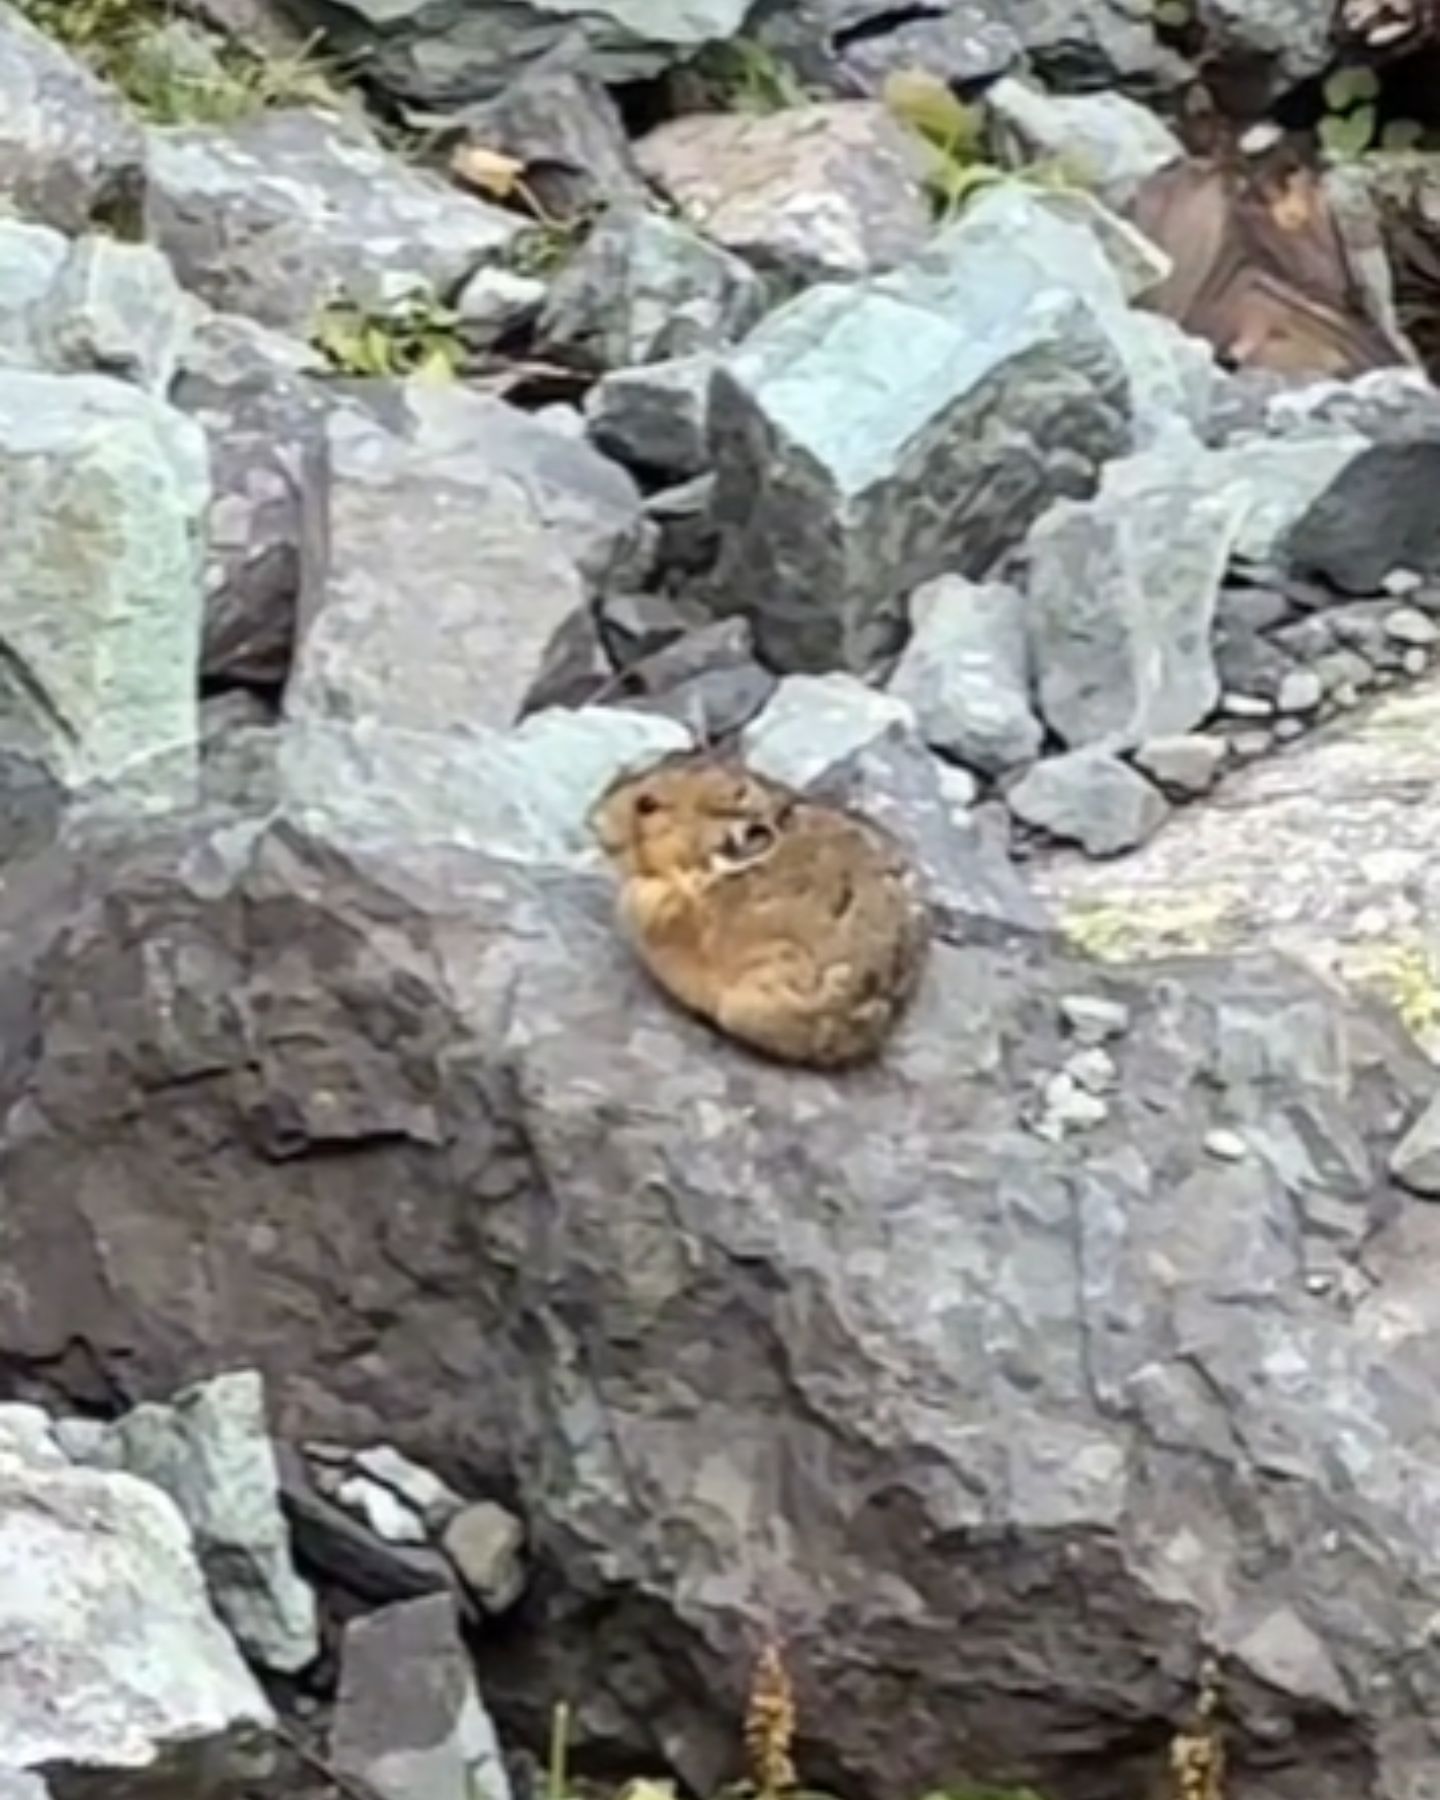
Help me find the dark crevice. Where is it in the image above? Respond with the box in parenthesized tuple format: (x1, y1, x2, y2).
(831, 4, 945, 49)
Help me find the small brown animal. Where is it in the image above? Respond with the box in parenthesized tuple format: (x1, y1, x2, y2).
(588, 751, 930, 1068)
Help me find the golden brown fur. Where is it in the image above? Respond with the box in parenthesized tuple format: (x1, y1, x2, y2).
(589, 751, 930, 1068)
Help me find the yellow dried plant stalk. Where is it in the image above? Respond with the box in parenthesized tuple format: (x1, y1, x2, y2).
(1169, 1656, 1225, 1800)
(745, 1639, 798, 1800)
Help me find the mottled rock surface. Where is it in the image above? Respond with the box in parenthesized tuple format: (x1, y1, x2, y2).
(635, 102, 936, 286)
(144, 108, 525, 332)
(1034, 675, 1440, 1059)
(0, 1433, 273, 1794)
(0, 3, 145, 234)
(0, 756, 1435, 1797)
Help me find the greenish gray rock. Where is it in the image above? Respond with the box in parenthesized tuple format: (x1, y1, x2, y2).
(61, 1371, 318, 1676)
(740, 673, 915, 789)
(0, 1432, 273, 1794)
(1027, 444, 1243, 750)
(537, 206, 765, 373)
(0, 372, 207, 833)
(0, 3, 145, 234)
(36, 237, 197, 394)
(985, 75, 1183, 206)
(635, 102, 935, 287)
(1007, 748, 1169, 855)
(886, 574, 1043, 776)
(0, 225, 196, 394)
(707, 229, 1129, 673)
(144, 108, 526, 333)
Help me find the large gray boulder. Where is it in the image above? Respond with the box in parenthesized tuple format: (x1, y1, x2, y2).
(0, 1430, 273, 1795)
(0, 3, 145, 234)
(0, 738, 1438, 1797)
(0, 371, 207, 850)
(706, 229, 1130, 673)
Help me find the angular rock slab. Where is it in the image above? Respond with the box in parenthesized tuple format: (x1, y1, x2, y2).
(537, 205, 764, 373)
(64, 1369, 318, 1675)
(0, 5, 145, 235)
(333, 1594, 510, 1800)
(887, 574, 1043, 776)
(1026, 444, 1243, 750)
(0, 799, 1438, 1798)
(307, 0, 753, 104)
(144, 108, 526, 333)
(707, 249, 1129, 673)
(288, 400, 586, 735)
(0, 1443, 272, 1794)
(0, 371, 207, 832)
(635, 101, 935, 286)
(172, 312, 332, 690)
(1032, 673, 1440, 1061)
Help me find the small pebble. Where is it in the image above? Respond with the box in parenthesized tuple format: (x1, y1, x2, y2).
(1060, 994, 1131, 1043)
(1041, 1071, 1109, 1134)
(1404, 647, 1429, 678)
(1133, 734, 1225, 797)
(1305, 1272, 1333, 1297)
(1384, 567, 1423, 597)
(1204, 1128, 1248, 1162)
(1276, 668, 1323, 714)
(1239, 120, 1284, 155)
(1220, 691, 1273, 719)
(1384, 606, 1440, 647)
(1273, 716, 1305, 742)
(1228, 728, 1273, 760)
(1066, 1046, 1118, 1094)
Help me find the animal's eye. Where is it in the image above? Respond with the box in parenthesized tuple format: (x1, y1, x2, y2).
(635, 793, 660, 817)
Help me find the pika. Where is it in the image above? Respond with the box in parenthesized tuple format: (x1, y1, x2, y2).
(588, 751, 930, 1068)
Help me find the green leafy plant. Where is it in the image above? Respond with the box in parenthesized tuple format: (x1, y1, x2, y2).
(310, 291, 465, 381)
(14, 0, 342, 124)
(1319, 63, 1380, 159)
(688, 36, 811, 113)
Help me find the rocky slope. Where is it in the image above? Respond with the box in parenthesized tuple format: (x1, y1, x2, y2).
(5, 2, 1440, 1799)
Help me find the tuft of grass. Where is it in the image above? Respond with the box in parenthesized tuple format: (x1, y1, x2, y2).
(685, 36, 811, 113)
(882, 68, 1088, 221)
(14, 0, 343, 125)
(310, 291, 465, 381)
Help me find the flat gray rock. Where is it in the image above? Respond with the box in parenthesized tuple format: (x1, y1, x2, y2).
(1007, 748, 1170, 855)
(144, 107, 526, 333)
